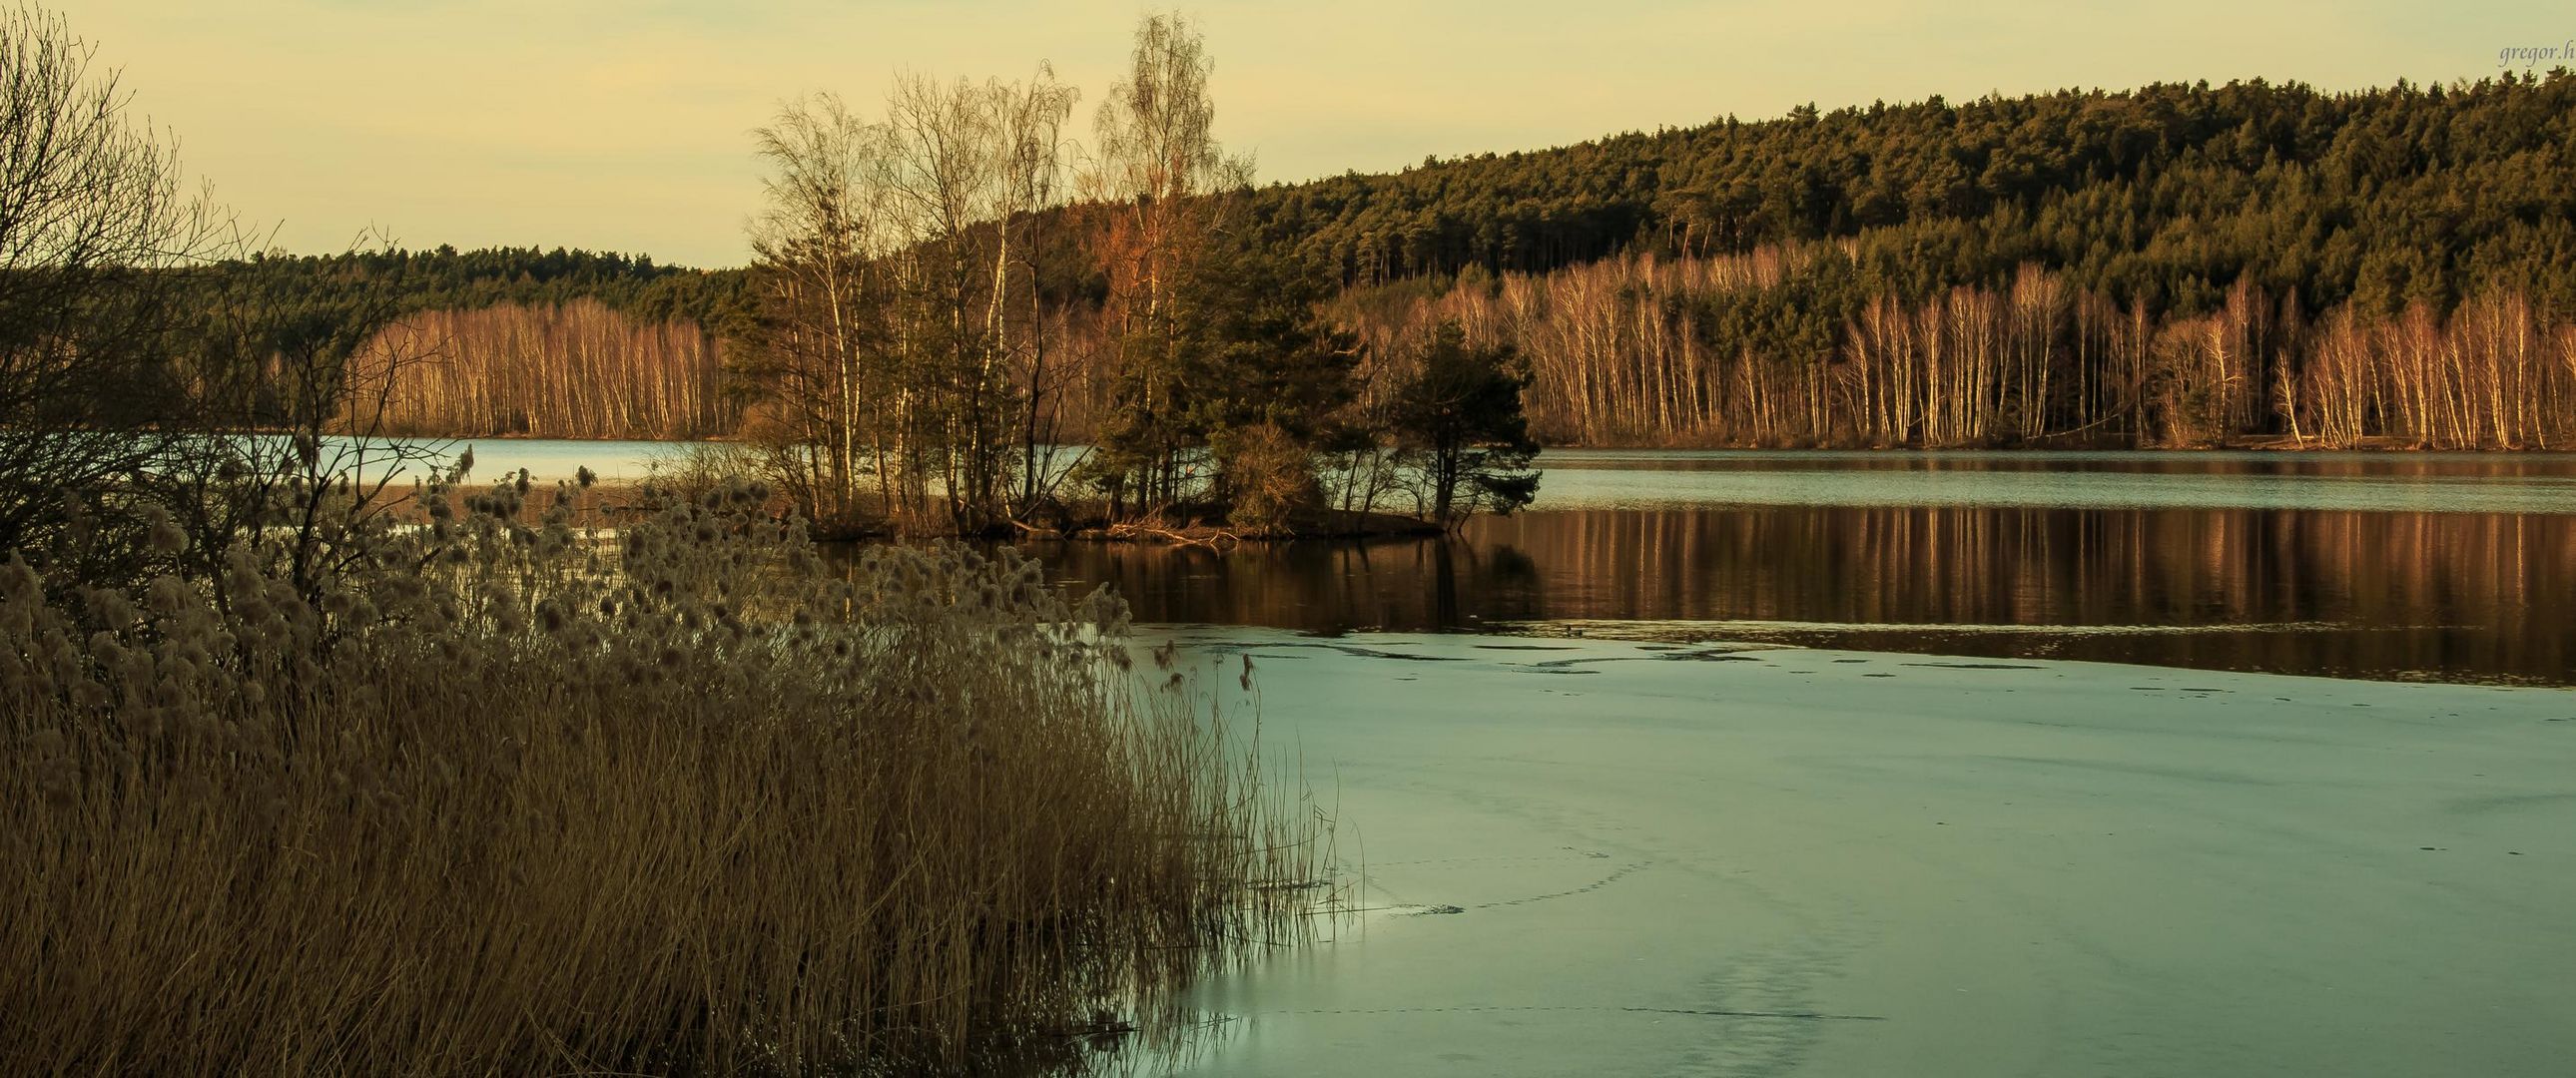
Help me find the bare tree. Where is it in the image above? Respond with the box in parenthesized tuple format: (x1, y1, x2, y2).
(743, 66, 1086, 535)
(744, 93, 896, 530)
(156, 257, 452, 610)
(990, 66, 1079, 519)
(0, 3, 236, 561)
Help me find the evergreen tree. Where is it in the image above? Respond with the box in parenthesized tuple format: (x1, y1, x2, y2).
(1390, 322, 1540, 524)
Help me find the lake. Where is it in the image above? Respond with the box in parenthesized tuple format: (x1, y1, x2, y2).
(443, 441, 2575, 685)
(436, 440, 2576, 1074)
(1114, 452, 2576, 1077)
(1030, 450, 2576, 686)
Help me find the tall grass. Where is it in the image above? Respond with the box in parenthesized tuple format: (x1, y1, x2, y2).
(0, 479, 1318, 1074)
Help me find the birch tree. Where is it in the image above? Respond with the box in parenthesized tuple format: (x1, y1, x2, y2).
(746, 93, 894, 528)
(1081, 12, 1250, 514)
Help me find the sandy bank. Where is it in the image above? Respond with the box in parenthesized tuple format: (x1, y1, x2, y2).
(1155, 630, 2576, 1077)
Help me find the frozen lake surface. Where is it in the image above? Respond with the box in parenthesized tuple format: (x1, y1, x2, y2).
(1155, 629, 2576, 1078)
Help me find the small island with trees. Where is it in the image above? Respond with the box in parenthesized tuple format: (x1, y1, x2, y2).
(719, 18, 1544, 540)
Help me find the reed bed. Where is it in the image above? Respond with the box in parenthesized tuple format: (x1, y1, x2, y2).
(0, 480, 1321, 1075)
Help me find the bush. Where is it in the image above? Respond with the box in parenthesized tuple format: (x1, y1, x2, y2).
(0, 481, 1315, 1074)
(1216, 422, 1323, 535)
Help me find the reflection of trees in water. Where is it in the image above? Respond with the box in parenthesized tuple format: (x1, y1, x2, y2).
(1470, 507, 2571, 684)
(1027, 537, 1514, 633)
(1022, 507, 2574, 685)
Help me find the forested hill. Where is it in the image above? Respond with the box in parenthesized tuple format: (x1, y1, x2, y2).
(248, 73, 2575, 324)
(1243, 72, 2576, 317)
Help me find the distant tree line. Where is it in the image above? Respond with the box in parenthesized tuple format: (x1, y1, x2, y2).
(168, 63, 2576, 455)
(159, 247, 747, 439)
(351, 300, 734, 439)
(1337, 249, 2576, 449)
(208, 246, 746, 327)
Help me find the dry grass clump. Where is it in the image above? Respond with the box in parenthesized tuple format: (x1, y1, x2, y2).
(0, 479, 1318, 1075)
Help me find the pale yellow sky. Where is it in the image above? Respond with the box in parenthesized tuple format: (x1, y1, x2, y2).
(56, 0, 2566, 268)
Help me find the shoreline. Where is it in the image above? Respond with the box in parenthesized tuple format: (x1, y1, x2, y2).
(370, 431, 2575, 454)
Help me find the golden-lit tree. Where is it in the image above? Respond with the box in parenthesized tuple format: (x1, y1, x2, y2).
(1333, 245, 2576, 450)
(1079, 11, 1252, 512)
(349, 300, 730, 439)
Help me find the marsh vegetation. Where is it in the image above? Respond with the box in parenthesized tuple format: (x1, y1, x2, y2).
(1, 475, 1326, 1074)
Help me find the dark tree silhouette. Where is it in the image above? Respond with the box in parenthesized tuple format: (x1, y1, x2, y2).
(1390, 321, 1539, 524)
(0, 3, 234, 558)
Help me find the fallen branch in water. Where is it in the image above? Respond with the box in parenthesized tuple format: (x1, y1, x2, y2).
(1106, 521, 1242, 548)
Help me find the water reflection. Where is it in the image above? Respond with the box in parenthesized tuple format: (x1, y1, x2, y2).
(1524, 450, 2576, 513)
(1026, 506, 2576, 686)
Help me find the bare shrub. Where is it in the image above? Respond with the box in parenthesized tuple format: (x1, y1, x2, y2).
(640, 438, 775, 508)
(1216, 421, 1321, 535)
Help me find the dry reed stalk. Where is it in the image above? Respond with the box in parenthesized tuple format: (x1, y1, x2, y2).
(0, 479, 1323, 1075)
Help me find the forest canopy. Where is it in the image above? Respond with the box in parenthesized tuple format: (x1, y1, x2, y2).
(1241, 72, 2576, 319)
(203, 70, 2576, 452)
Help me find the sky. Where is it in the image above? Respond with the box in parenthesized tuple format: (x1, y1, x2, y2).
(57, 0, 2572, 269)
